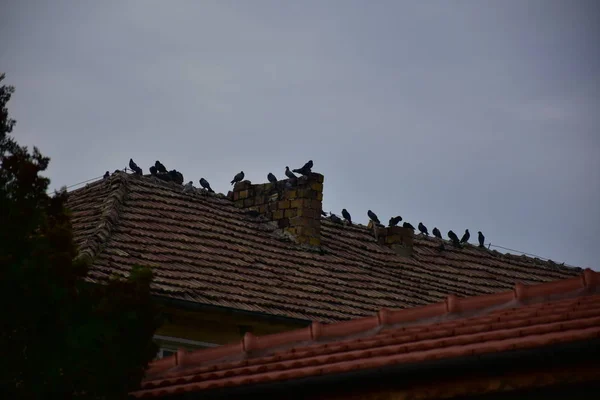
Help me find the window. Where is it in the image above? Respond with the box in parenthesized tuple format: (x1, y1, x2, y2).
(153, 335, 218, 360)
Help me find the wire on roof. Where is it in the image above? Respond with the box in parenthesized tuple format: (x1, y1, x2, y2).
(46, 167, 129, 195)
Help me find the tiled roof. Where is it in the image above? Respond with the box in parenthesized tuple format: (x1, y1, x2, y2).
(67, 171, 584, 323)
(131, 270, 600, 398)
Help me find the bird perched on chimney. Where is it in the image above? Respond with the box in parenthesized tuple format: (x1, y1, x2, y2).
(329, 213, 343, 225)
(293, 160, 313, 176)
(388, 216, 402, 227)
(432, 227, 442, 239)
(285, 167, 297, 180)
(478, 231, 485, 247)
(448, 230, 461, 247)
(267, 173, 278, 184)
(199, 178, 214, 193)
(183, 181, 195, 193)
(103, 171, 110, 179)
(460, 229, 470, 244)
(155, 160, 167, 174)
(367, 210, 380, 225)
(128, 158, 143, 175)
(341, 209, 352, 225)
(418, 222, 428, 236)
(231, 171, 244, 185)
(403, 222, 415, 230)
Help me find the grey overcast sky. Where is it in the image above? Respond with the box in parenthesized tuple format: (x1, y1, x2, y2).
(1, 0, 599, 269)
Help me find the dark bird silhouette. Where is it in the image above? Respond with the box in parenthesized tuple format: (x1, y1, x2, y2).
(478, 231, 485, 247)
(199, 178, 214, 193)
(448, 230, 461, 246)
(292, 160, 313, 176)
(321, 210, 327, 217)
(155, 172, 171, 182)
(128, 158, 143, 175)
(432, 227, 442, 239)
(329, 213, 343, 225)
(155, 160, 167, 174)
(267, 173, 278, 184)
(149, 166, 158, 176)
(341, 209, 352, 225)
(285, 166, 297, 180)
(168, 170, 184, 185)
(460, 229, 470, 244)
(103, 171, 110, 179)
(367, 210, 380, 224)
(403, 222, 415, 230)
(418, 222, 428, 235)
(231, 171, 245, 185)
(388, 216, 402, 227)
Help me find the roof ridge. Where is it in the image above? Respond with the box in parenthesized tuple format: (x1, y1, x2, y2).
(75, 171, 131, 263)
(145, 269, 599, 376)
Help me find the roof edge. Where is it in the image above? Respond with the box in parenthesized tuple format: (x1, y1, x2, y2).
(143, 269, 600, 377)
(75, 171, 130, 263)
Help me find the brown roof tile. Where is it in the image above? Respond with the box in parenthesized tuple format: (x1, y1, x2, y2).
(67, 172, 585, 322)
(130, 271, 600, 398)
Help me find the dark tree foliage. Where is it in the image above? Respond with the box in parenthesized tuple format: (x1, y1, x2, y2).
(0, 73, 163, 400)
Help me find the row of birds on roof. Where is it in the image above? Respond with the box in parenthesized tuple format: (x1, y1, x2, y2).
(114, 159, 485, 248)
(327, 208, 486, 248)
(107, 159, 316, 193)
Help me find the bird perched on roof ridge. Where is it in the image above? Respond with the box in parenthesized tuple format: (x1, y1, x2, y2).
(418, 222, 428, 236)
(231, 171, 244, 185)
(432, 227, 442, 239)
(388, 216, 402, 227)
(478, 231, 485, 247)
(403, 222, 415, 230)
(267, 173, 278, 184)
(128, 158, 143, 175)
(367, 210, 380, 225)
(341, 209, 352, 225)
(285, 166, 297, 180)
(168, 170, 184, 185)
(183, 181, 195, 193)
(199, 178, 214, 193)
(292, 160, 313, 176)
(329, 212, 343, 225)
(460, 229, 470, 244)
(149, 166, 158, 176)
(103, 171, 110, 179)
(155, 160, 167, 174)
(448, 230, 461, 247)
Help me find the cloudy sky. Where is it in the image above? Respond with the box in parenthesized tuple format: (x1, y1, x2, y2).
(1, 0, 598, 269)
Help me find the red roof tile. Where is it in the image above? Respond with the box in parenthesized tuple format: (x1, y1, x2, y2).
(66, 171, 586, 323)
(131, 270, 600, 398)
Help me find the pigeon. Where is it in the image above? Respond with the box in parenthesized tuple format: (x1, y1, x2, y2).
(155, 172, 171, 182)
(418, 222, 428, 236)
(183, 181, 195, 193)
(128, 158, 143, 175)
(388, 216, 402, 227)
(293, 160, 313, 176)
(103, 171, 110, 179)
(460, 229, 470, 244)
(267, 173, 278, 184)
(448, 230, 461, 246)
(432, 227, 442, 239)
(285, 167, 297, 180)
(321, 210, 327, 217)
(478, 231, 485, 247)
(341, 209, 352, 225)
(199, 178, 214, 193)
(149, 166, 158, 176)
(403, 222, 415, 230)
(231, 171, 245, 185)
(367, 210, 380, 224)
(155, 160, 167, 174)
(168, 170, 184, 185)
(329, 213, 343, 225)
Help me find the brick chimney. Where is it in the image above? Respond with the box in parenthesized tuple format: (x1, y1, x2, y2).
(230, 173, 324, 246)
(368, 222, 414, 257)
